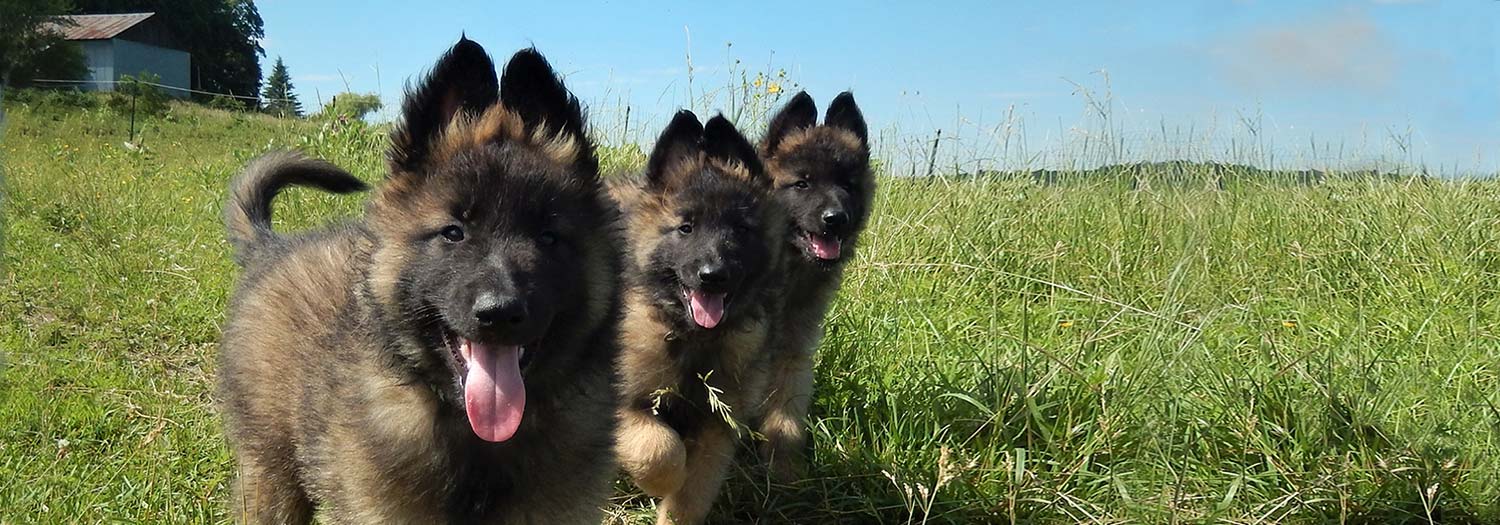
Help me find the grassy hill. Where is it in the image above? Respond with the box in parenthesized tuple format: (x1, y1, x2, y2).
(3, 97, 1499, 523)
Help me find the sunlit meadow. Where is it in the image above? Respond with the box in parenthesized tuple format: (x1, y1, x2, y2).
(2, 67, 1499, 524)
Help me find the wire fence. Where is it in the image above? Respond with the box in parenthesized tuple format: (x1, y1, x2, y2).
(28, 78, 296, 103)
(24, 77, 297, 143)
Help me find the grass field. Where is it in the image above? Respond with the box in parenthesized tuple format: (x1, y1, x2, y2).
(3, 97, 1500, 524)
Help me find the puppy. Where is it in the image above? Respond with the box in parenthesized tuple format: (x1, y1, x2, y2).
(754, 91, 874, 480)
(610, 111, 787, 524)
(217, 39, 622, 524)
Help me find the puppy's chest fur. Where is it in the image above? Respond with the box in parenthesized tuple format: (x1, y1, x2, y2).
(306, 349, 613, 522)
(619, 287, 774, 437)
(775, 258, 847, 343)
(231, 231, 614, 522)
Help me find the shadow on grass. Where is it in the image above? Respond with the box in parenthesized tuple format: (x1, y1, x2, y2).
(706, 446, 1008, 524)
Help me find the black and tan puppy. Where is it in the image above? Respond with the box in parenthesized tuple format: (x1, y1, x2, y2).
(753, 91, 875, 480)
(611, 111, 786, 524)
(216, 39, 621, 524)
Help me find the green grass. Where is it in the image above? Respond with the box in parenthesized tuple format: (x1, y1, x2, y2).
(3, 98, 1499, 524)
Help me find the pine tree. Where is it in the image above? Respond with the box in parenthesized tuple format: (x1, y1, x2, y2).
(261, 57, 302, 118)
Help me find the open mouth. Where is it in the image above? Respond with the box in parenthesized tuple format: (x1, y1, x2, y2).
(681, 288, 729, 329)
(798, 230, 843, 261)
(441, 329, 538, 443)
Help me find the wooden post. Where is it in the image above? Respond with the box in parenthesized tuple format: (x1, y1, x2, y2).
(622, 105, 631, 146)
(129, 89, 138, 143)
(925, 129, 942, 177)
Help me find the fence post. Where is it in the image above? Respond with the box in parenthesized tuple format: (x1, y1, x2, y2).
(622, 105, 631, 146)
(925, 129, 942, 178)
(129, 89, 138, 143)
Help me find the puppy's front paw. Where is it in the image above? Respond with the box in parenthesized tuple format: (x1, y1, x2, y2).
(619, 422, 688, 496)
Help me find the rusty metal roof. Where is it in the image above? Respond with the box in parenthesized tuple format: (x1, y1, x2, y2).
(52, 12, 155, 41)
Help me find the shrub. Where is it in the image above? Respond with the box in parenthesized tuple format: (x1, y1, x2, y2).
(208, 94, 249, 112)
(5, 87, 102, 110)
(317, 92, 382, 121)
(106, 73, 170, 118)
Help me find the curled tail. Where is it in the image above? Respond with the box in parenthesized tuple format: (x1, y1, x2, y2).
(224, 150, 368, 264)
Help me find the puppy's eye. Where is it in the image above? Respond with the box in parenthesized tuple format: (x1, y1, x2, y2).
(440, 225, 465, 243)
(793, 180, 810, 190)
(677, 223, 694, 235)
(539, 231, 559, 246)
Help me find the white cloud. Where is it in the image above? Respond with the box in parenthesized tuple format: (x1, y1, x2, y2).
(1211, 7, 1400, 95)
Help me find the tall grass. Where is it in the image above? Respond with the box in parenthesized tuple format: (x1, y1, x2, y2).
(1, 87, 1498, 524)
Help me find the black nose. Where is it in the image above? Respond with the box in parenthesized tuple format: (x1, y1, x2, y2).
(698, 264, 729, 285)
(821, 209, 849, 228)
(473, 293, 527, 327)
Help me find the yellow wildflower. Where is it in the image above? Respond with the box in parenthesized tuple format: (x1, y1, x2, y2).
(767, 82, 782, 94)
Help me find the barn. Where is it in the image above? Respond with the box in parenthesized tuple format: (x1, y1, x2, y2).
(54, 12, 192, 98)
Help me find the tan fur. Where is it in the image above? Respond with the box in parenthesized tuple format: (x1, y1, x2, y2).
(768, 127, 862, 162)
(429, 106, 583, 169)
(606, 181, 677, 272)
(644, 151, 759, 191)
(614, 291, 773, 524)
(754, 271, 839, 479)
(705, 156, 756, 184)
(222, 234, 366, 524)
(655, 424, 737, 525)
(616, 408, 687, 496)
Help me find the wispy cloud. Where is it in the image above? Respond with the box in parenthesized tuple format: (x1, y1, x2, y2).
(298, 73, 343, 83)
(1210, 7, 1400, 96)
(983, 91, 1057, 100)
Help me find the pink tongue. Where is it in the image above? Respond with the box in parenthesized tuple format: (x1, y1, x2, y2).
(809, 234, 842, 260)
(462, 340, 526, 442)
(688, 290, 726, 329)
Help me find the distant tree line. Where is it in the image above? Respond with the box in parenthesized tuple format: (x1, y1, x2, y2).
(951, 160, 1436, 188)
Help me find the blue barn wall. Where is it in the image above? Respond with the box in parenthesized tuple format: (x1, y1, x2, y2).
(113, 40, 190, 98)
(74, 39, 191, 98)
(78, 40, 114, 92)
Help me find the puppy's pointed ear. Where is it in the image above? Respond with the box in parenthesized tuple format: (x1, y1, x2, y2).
(825, 91, 868, 148)
(389, 37, 499, 173)
(703, 115, 766, 186)
(646, 110, 703, 189)
(762, 91, 816, 154)
(501, 48, 585, 138)
(500, 49, 596, 172)
(696, 114, 756, 172)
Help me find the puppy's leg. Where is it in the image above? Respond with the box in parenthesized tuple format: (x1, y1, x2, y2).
(657, 425, 735, 525)
(758, 351, 814, 482)
(230, 452, 313, 525)
(618, 407, 688, 497)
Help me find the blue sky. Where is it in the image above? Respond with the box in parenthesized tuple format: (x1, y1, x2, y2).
(257, 0, 1498, 173)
